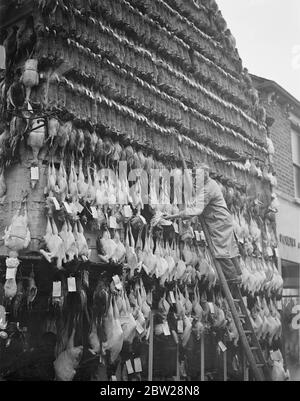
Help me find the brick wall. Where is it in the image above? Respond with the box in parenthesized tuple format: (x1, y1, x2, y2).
(260, 96, 295, 197)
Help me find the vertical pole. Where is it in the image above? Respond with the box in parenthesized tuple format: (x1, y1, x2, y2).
(148, 310, 154, 382)
(242, 351, 249, 381)
(200, 334, 205, 381)
(176, 343, 180, 381)
(223, 351, 227, 381)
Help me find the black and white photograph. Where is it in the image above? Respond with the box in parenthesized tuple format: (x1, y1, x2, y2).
(0, 0, 299, 385)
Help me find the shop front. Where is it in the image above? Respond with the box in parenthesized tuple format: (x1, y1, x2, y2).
(277, 195, 300, 377)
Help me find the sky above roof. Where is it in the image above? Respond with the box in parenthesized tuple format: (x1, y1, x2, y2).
(217, 0, 300, 101)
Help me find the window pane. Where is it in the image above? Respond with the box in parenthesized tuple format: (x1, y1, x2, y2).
(291, 130, 300, 165)
(294, 165, 300, 198)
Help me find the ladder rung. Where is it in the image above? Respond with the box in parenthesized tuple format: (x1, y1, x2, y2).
(233, 299, 241, 302)
(251, 347, 259, 350)
(244, 330, 252, 334)
(239, 314, 246, 318)
(256, 363, 265, 367)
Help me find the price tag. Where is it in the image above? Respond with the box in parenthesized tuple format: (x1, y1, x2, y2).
(136, 320, 144, 334)
(63, 201, 72, 214)
(169, 291, 176, 304)
(123, 205, 132, 217)
(83, 270, 89, 288)
(30, 166, 39, 180)
(177, 320, 184, 333)
(243, 297, 248, 307)
(51, 197, 60, 210)
(0, 45, 6, 70)
(208, 302, 215, 314)
(6, 267, 17, 280)
(146, 326, 151, 341)
(173, 222, 179, 233)
(277, 301, 282, 311)
(52, 281, 61, 297)
(274, 248, 279, 258)
(267, 247, 273, 257)
(218, 341, 227, 353)
(134, 358, 142, 373)
(109, 216, 117, 229)
(126, 359, 134, 375)
(90, 206, 98, 219)
(162, 321, 171, 336)
(256, 296, 261, 307)
(194, 230, 201, 241)
(138, 215, 145, 225)
(112, 275, 122, 290)
(67, 277, 76, 292)
(200, 231, 206, 241)
(76, 202, 84, 214)
(239, 238, 244, 244)
(111, 375, 117, 381)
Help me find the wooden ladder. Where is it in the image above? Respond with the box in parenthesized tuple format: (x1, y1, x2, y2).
(200, 216, 270, 381)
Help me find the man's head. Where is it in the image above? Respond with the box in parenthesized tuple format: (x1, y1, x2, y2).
(194, 162, 210, 182)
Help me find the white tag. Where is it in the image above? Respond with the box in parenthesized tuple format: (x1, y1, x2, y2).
(136, 320, 144, 334)
(142, 264, 149, 275)
(113, 275, 122, 289)
(243, 297, 248, 307)
(109, 216, 117, 229)
(177, 320, 184, 333)
(123, 205, 132, 218)
(239, 237, 244, 244)
(169, 291, 176, 304)
(139, 215, 146, 225)
(51, 197, 60, 210)
(194, 230, 201, 241)
(208, 302, 215, 314)
(90, 206, 98, 219)
(274, 248, 279, 258)
(277, 301, 282, 311)
(200, 231, 206, 241)
(111, 375, 117, 381)
(67, 277, 76, 292)
(267, 247, 273, 257)
(76, 202, 84, 214)
(218, 341, 227, 352)
(257, 296, 261, 307)
(270, 350, 282, 362)
(173, 222, 179, 233)
(52, 281, 61, 297)
(30, 166, 39, 180)
(83, 270, 89, 287)
(63, 201, 72, 214)
(162, 321, 171, 336)
(126, 359, 134, 375)
(134, 357, 142, 373)
(146, 326, 151, 341)
(6, 267, 17, 280)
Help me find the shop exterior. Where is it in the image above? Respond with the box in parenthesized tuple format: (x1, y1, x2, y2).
(0, 1, 283, 381)
(253, 75, 300, 375)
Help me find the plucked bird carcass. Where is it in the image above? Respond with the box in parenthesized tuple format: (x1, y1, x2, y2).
(27, 117, 45, 166)
(40, 217, 66, 269)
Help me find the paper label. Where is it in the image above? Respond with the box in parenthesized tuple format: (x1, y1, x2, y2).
(112, 275, 122, 289)
(139, 215, 146, 225)
(208, 302, 215, 314)
(173, 222, 179, 233)
(123, 205, 132, 217)
(67, 277, 76, 292)
(126, 359, 134, 375)
(51, 197, 60, 210)
(169, 291, 176, 304)
(162, 321, 171, 336)
(30, 167, 39, 180)
(111, 375, 117, 381)
(267, 247, 273, 257)
(136, 321, 144, 334)
(6, 267, 17, 280)
(243, 297, 248, 307)
(146, 326, 150, 341)
(134, 358, 142, 373)
(63, 201, 72, 214)
(90, 206, 98, 219)
(274, 248, 279, 258)
(0, 45, 6, 70)
(76, 202, 84, 214)
(109, 216, 117, 229)
(218, 341, 227, 352)
(52, 281, 61, 297)
(256, 296, 261, 307)
(194, 230, 201, 241)
(277, 301, 282, 311)
(177, 320, 184, 333)
(200, 231, 206, 241)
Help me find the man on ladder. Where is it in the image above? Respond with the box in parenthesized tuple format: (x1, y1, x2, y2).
(164, 150, 242, 286)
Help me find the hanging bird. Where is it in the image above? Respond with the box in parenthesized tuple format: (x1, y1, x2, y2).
(7, 78, 26, 110)
(16, 18, 36, 60)
(3, 26, 18, 71)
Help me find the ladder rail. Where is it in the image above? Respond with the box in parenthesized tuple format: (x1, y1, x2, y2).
(199, 216, 265, 382)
